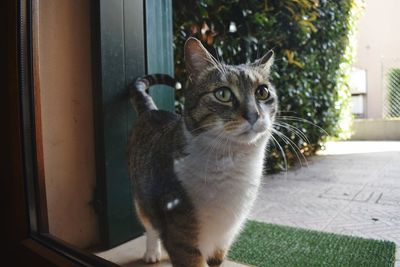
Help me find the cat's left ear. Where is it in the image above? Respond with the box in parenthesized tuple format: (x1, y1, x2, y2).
(252, 50, 274, 72)
(184, 37, 217, 80)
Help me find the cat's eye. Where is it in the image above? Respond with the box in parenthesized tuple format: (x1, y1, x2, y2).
(255, 85, 270, 101)
(214, 87, 233, 102)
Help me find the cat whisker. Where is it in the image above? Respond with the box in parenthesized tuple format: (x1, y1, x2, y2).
(213, 47, 229, 76)
(272, 114, 329, 169)
(228, 132, 233, 160)
(202, 129, 227, 184)
(207, 48, 229, 78)
(273, 122, 311, 147)
(275, 115, 329, 136)
(203, 56, 227, 78)
(188, 119, 234, 135)
(223, 134, 233, 165)
(212, 53, 228, 77)
(274, 121, 311, 145)
(267, 130, 288, 175)
(189, 122, 220, 134)
(271, 129, 308, 168)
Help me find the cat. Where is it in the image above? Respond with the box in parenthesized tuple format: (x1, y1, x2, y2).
(128, 37, 277, 267)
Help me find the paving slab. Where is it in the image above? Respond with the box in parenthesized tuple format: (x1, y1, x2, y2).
(250, 141, 400, 266)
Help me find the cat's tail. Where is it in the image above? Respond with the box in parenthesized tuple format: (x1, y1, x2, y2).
(129, 74, 181, 115)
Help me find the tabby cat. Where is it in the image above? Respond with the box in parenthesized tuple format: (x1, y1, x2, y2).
(128, 37, 277, 267)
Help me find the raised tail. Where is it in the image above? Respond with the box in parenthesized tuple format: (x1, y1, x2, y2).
(129, 74, 181, 115)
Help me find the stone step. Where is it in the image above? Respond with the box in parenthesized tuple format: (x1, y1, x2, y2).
(96, 236, 251, 267)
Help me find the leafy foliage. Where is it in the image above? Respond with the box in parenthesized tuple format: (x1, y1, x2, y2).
(173, 0, 361, 172)
(386, 68, 400, 118)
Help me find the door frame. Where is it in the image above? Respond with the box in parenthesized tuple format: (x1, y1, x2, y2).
(91, 0, 174, 248)
(2, 0, 173, 265)
(2, 0, 115, 265)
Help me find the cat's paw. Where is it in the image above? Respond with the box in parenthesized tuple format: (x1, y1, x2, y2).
(143, 249, 161, 263)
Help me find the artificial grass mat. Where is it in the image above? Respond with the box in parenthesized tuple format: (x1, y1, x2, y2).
(228, 220, 396, 267)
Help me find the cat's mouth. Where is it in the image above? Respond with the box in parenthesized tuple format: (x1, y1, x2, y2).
(234, 127, 266, 144)
(239, 130, 258, 139)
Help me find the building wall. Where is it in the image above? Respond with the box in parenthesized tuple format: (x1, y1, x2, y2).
(38, 0, 99, 248)
(354, 0, 400, 119)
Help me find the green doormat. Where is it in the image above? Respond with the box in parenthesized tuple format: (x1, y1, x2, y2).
(228, 220, 396, 267)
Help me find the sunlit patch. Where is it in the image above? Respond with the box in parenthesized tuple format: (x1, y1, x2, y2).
(317, 141, 400, 155)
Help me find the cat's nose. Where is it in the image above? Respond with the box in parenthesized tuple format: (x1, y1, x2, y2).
(243, 111, 259, 126)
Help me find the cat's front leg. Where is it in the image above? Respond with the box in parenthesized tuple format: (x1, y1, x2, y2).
(134, 200, 162, 263)
(206, 249, 225, 267)
(143, 229, 162, 263)
(163, 239, 205, 267)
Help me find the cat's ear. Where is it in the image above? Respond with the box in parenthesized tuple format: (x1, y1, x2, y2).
(253, 50, 274, 72)
(184, 37, 216, 79)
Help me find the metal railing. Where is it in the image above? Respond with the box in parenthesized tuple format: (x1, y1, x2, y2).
(383, 59, 400, 118)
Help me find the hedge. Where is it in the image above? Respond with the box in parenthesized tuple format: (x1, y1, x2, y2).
(173, 0, 362, 172)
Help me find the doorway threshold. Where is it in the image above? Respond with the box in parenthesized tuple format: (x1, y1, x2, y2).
(96, 236, 251, 267)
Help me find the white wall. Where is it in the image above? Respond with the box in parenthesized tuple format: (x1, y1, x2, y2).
(354, 0, 400, 119)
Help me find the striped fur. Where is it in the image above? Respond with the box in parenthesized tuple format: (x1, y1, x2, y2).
(130, 74, 181, 114)
(128, 38, 277, 267)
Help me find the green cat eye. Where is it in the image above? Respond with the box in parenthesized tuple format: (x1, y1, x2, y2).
(214, 87, 233, 102)
(255, 85, 270, 101)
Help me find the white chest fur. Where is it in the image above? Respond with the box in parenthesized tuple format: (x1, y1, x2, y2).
(174, 134, 267, 258)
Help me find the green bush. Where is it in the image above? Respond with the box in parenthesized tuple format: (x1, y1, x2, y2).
(173, 0, 360, 172)
(386, 68, 400, 118)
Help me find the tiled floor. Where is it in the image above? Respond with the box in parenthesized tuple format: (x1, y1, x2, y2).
(250, 141, 400, 266)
